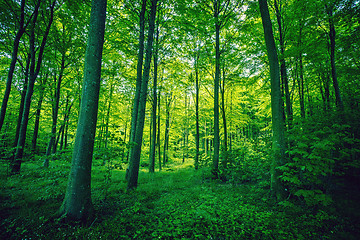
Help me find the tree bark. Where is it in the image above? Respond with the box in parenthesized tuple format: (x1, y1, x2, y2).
(32, 75, 48, 152)
(326, 4, 344, 111)
(57, 0, 107, 222)
(44, 54, 66, 167)
(127, 0, 158, 190)
(220, 65, 228, 168)
(213, 1, 221, 178)
(163, 92, 171, 165)
(274, 0, 292, 129)
(128, 0, 147, 161)
(195, 53, 200, 170)
(157, 89, 161, 171)
(149, 24, 159, 173)
(258, 0, 286, 201)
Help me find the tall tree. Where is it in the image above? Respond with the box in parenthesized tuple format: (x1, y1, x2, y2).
(127, 0, 158, 190)
(258, 0, 286, 200)
(11, 0, 56, 174)
(128, 0, 147, 160)
(57, 0, 107, 221)
(149, 24, 160, 173)
(326, 2, 344, 111)
(273, 0, 292, 129)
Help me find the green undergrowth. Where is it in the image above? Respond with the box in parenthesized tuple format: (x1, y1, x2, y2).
(1, 159, 359, 239)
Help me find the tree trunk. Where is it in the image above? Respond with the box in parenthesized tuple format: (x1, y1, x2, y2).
(213, 2, 221, 178)
(163, 92, 171, 165)
(32, 75, 48, 152)
(128, 0, 147, 159)
(274, 0, 292, 129)
(220, 65, 228, 169)
(327, 4, 344, 111)
(149, 24, 159, 173)
(258, 0, 286, 201)
(57, 0, 106, 222)
(127, 0, 158, 190)
(195, 54, 200, 170)
(13, 53, 30, 152)
(298, 53, 305, 119)
(11, 0, 55, 174)
(44, 55, 65, 167)
(157, 89, 161, 171)
(104, 83, 114, 149)
(0, 0, 26, 132)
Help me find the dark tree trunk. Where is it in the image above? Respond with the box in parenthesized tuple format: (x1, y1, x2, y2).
(105, 83, 113, 149)
(157, 89, 161, 171)
(32, 75, 48, 152)
(11, 0, 55, 174)
(149, 24, 159, 173)
(163, 92, 171, 165)
(128, 0, 147, 160)
(258, 0, 286, 201)
(274, 0, 292, 129)
(57, 0, 107, 222)
(127, 0, 158, 190)
(298, 53, 305, 119)
(220, 65, 228, 168)
(0, 0, 26, 132)
(13, 53, 30, 152)
(326, 4, 344, 111)
(44, 54, 65, 167)
(213, 1, 220, 178)
(195, 54, 200, 170)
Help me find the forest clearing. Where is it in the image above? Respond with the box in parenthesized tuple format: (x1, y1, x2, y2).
(1, 157, 359, 239)
(1, 0, 360, 239)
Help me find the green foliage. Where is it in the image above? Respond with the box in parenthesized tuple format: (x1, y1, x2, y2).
(220, 139, 271, 184)
(2, 161, 358, 239)
(279, 113, 360, 207)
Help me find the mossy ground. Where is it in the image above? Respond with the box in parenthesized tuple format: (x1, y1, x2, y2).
(1, 157, 359, 239)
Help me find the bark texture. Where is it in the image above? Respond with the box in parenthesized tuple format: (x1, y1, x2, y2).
(57, 0, 107, 221)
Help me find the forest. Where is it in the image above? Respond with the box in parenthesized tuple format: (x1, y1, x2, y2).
(1, 0, 359, 239)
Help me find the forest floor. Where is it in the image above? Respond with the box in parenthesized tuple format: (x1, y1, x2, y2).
(1, 157, 359, 240)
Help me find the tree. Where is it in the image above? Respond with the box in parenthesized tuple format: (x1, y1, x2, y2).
(258, 0, 286, 200)
(11, 0, 56, 174)
(127, 0, 158, 190)
(57, 0, 107, 221)
(0, 0, 26, 132)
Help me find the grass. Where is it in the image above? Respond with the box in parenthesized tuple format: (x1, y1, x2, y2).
(1, 157, 359, 239)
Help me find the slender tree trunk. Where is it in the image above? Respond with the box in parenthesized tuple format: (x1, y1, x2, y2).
(220, 65, 228, 168)
(298, 53, 305, 119)
(11, 0, 55, 174)
(163, 93, 171, 165)
(32, 75, 47, 152)
(127, 0, 158, 190)
(0, 0, 26, 132)
(195, 54, 200, 170)
(157, 89, 161, 171)
(213, 2, 221, 178)
(258, 0, 286, 201)
(274, 0, 292, 129)
(104, 83, 113, 149)
(57, 0, 107, 222)
(13, 53, 30, 151)
(149, 25, 159, 173)
(326, 4, 344, 111)
(44, 55, 65, 167)
(182, 93, 188, 163)
(128, 0, 147, 157)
